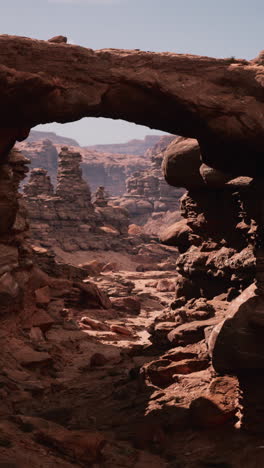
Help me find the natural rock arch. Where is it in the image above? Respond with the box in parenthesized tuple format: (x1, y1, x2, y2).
(0, 35, 264, 176)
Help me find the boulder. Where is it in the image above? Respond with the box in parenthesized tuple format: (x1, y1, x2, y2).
(111, 296, 141, 314)
(160, 219, 194, 252)
(35, 427, 106, 464)
(168, 318, 218, 347)
(200, 163, 232, 188)
(162, 137, 204, 190)
(209, 284, 264, 373)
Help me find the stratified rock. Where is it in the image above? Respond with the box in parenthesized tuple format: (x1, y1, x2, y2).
(0, 148, 32, 313)
(24, 168, 53, 196)
(18, 139, 58, 185)
(27, 130, 79, 146)
(86, 134, 162, 156)
(115, 135, 184, 231)
(56, 146, 92, 204)
(18, 138, 152, 196)
(23, 147, 130, 253)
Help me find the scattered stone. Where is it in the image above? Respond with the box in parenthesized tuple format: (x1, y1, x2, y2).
(168, 318, 218, 347)
(80, 316, 108, 331)
(156, 278, 175, 292)
(111, 296, 141, 314)
(110, 324, 133, 336)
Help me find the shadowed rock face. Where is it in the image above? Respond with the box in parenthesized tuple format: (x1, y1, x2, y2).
(0, 36, 264, 176)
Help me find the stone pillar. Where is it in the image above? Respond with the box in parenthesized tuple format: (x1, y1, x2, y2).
(24, 167, 54, 197)
(56, 146, 92, 205)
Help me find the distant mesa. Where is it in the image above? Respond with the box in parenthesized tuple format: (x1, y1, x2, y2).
(27, 130, 79, 147)
(27, 131, 168, 156)
(85, 135, 167, 156)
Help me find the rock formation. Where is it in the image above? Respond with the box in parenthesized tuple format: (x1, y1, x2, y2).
(23, 146, 131, 252)
(18, 139, 58, 185)
(0, 36, 263, 178)
(160, 136, 255, 299)
(0, 148, 31, 314)
(17, 138, 151, 195)
(115, 135, 184, 230)
(80, 147, 149, 196)
(86, 134, 163, 155)
(2, 34, 264, 464)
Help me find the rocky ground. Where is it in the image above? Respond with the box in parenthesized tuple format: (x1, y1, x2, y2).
(0, 257, 262, 468)
(0, 258, 238, 468)
(0, 135, 263, 467)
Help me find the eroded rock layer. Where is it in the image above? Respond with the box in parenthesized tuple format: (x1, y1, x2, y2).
(17, 138, 151, 195)
(114, 136, 184, 231)
(23, 146, 131, 252)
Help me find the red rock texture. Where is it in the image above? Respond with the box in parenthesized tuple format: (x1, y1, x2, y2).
(0, 36, 264, 177)
(17, 138, 151, 196)
(2, 34, 264, 466)
(86, 134, 163, 156)
(23, 146, 131, 253)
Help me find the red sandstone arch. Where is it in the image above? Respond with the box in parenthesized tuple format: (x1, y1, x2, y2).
(0, 35, 264, 176)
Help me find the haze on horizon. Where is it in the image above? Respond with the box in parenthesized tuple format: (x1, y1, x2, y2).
(1, 0, 263, 146)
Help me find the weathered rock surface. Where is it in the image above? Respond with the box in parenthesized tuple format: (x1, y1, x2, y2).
(1, 36, 264, 177)
(23, 146, 131, 252)
(2, 33, 264, 465)
(209, 284, 264, 373)
(114, 135, 184, 231)
(160, 136, 256, 304)
(86, 134, 163, 156)
(17, 138, 151, 196)
(27, 130, 79, 146)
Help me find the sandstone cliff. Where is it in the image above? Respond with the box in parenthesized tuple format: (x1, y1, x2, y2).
(28, 130, 79, 146)
(17, 139, 151, 196)
(86, 134, 163, 155)
(23, 146, 131, 253)
(114, 135, 184, 231)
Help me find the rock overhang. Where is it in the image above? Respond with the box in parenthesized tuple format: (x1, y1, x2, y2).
(0, 35, 264, 177)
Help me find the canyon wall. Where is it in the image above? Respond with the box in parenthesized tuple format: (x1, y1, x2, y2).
(114, 135, 185, 231)
(17, 139, 151, 196)
(85, 134, 163, 155)
(23, 146, 131, 253)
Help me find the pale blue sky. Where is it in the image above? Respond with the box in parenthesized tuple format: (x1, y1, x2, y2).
(1, 0, 264, 145)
